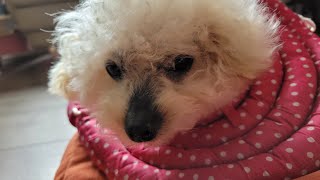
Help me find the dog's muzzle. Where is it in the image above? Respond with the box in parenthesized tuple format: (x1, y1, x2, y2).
(124, 81, 163, 143)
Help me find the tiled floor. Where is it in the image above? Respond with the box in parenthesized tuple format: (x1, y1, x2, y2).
(0, 64, 76, 179)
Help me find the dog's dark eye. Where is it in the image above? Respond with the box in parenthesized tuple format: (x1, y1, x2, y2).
(105, 62, 123, 80)
(173, 55, 194, 73)
(165, 55, 194, 81)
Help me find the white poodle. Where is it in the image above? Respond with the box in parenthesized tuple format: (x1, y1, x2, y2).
(49, 0, 280, 146)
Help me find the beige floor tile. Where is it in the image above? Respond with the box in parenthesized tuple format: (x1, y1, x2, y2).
(0, 140, 69, 180)
(0, 86, 75, 149)
(0, 85, 76, 179)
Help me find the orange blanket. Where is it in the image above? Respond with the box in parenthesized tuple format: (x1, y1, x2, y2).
(55, 133, 320, 180)
(54, 133, 105, 180)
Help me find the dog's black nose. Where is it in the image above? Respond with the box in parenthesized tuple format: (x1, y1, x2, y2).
(126, 124, 157, 142)
(125, 80, 163, 143)
(125, 101, 163, 142)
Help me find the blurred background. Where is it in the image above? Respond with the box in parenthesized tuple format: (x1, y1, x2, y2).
(0, 0, 77, 180)
(0, 0, 318, 180)
(284, 0, 320, 34)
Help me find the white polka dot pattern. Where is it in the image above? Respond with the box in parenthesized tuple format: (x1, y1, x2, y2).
(66, 1, 320, 179)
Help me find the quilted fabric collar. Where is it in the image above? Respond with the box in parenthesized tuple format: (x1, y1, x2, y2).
(67, 0, 320, 179)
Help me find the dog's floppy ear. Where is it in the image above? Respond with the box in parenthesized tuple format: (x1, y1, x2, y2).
(48, 60, 77, 100)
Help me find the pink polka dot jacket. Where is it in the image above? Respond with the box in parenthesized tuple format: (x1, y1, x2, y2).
(67, 0, 320, 179)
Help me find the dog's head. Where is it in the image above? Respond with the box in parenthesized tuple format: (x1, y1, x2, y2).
(49, 0, 279, 146)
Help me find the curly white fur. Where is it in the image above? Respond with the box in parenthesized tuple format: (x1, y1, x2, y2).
(49, 0, 280, 145)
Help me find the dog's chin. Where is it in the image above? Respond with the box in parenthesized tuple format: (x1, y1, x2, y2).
(125, 137, 171, 148)
(99, 103, 234, 147)
(114, 128, 181, 148)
